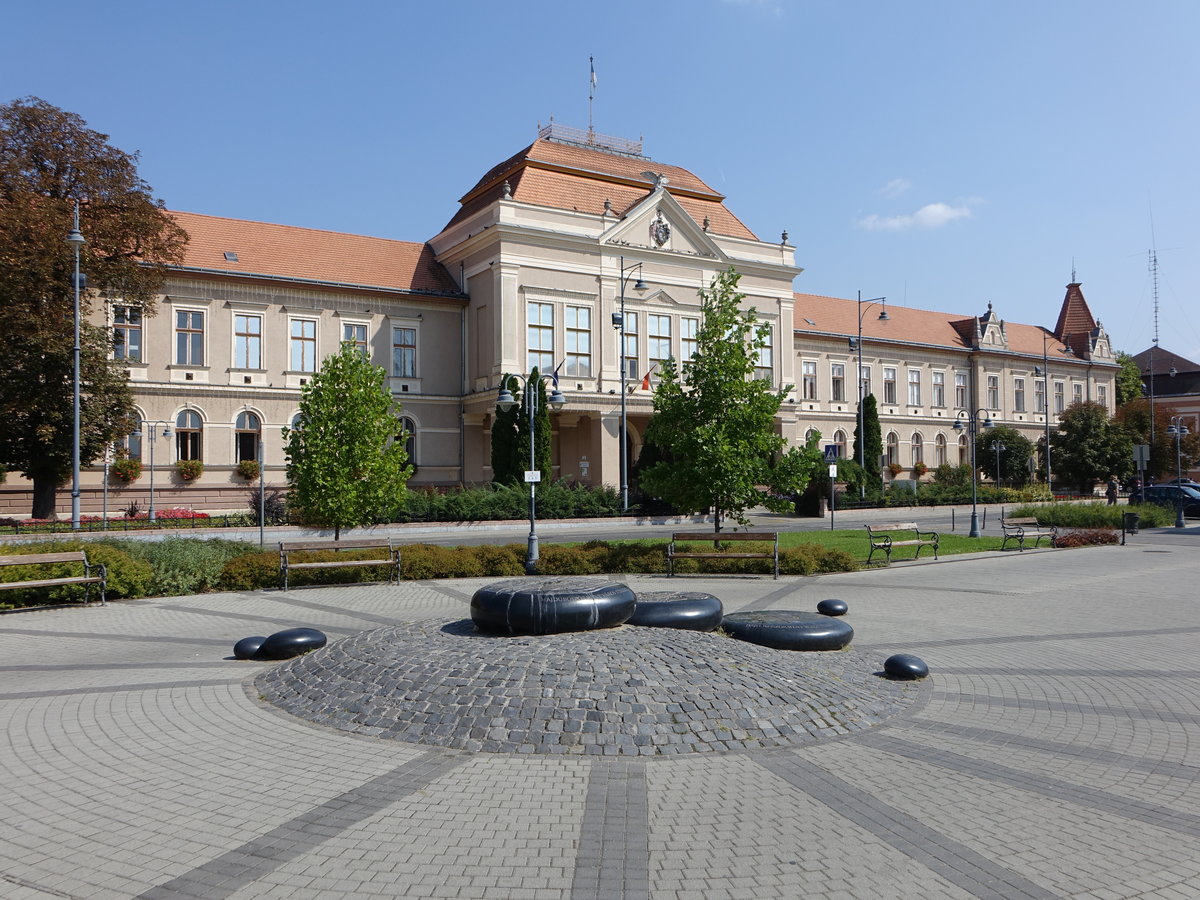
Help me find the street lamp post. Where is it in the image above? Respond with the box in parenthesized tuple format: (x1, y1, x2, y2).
(611, 256, 646, 510)
(66, 203, 86, 530)
(133, 420, 172, 523)
(1167, 416, 1190, 529)
(849, 292, 888, 499)
(1034, 330, 1053, 490)
(953, 408, 994, 537)
(497, 373, 567, 573)
(993, 441, 1006, 488)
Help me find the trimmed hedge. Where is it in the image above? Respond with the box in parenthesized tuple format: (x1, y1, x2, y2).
(0, 540, 153, 607)
(1008, 501, 1172, 529)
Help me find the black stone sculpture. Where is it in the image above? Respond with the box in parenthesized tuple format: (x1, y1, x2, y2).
(233, 636, 267, 660)
(470, 577, 636, 635)
(816, 599, 848, 617)
(721, 610, 853, 651)
(883, 653, 929, 680)
(628, 591, 723, 632)
(258, 627, 328, 660)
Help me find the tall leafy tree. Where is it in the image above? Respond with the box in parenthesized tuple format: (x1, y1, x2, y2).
(1114, 398, 1199, 479)
(284, 345, 413, 539)
(1051, 401, 1134, 493)
(641, 268, 820, 531)
(0, 97, 187, 517)
(977, 425, 1033, 485)
(1114, 351, 1145, 407)
(852, 393, 883, 496)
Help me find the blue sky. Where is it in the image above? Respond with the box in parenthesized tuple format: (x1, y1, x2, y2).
(4, 0, 1197, 361)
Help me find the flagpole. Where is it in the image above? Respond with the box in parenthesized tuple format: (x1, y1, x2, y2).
(588, 56, 596, 142)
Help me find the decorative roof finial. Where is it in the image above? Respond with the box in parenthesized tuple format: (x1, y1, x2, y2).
(603, 198, 612, 215)
(501, 180, 512, 200)
(702, 216, 710, 232)
(781, 230, 789, 245)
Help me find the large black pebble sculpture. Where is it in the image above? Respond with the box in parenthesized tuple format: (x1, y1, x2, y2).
(471, 577, 635, 635)
(628, 591, 723, 632)
(721, 610, 854, 651)
(816, 599, 848, 617)
(258, 627, 328, 660)
(884, 653, 929, 680)
(233, 636, 267, 660)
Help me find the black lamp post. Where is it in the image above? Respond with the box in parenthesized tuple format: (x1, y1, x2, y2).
(66, 203, 86, 530)
(993, 441, 1006, 488)
(1168, 416, 1190, 528)
(497, 374, 567, 572)
(848, 292, 887, 499)
(611, 256, 646, 510)
(1034, 330, 1054, 489)
(953, 408, 994, 537)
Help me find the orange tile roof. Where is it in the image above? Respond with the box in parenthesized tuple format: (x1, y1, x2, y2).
(442, 138, 757, 240)
(167, 211, 463, 297)
(793, 292, 1079, 360)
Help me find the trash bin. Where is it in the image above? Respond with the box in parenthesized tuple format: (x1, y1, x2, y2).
(1122, 512, 1140, 534)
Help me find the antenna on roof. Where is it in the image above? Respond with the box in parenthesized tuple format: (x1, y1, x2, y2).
(588, 57, 597, 143)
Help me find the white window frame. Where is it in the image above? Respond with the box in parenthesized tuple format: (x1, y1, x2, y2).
(986, 374, 999, 411)
(527, 302, 554, 374)
(802, 360, 818, 400)
(681, 316, 698, 365)
(174, 308, 206, 367)
(1014, 377, 1026, 413)
(234, 313, 263, 370)
(932, 371, 945, 407)
(907, 369, 921, 407)
(343, 321, 369, 358)
(754, 325, 773, 382)
(392, 325, 418, 378)
(648, 314, 672, 370)
(289, 317, 318, 373)
(831, 363, 845, 402)
(954, 372, 967, 408)
(564, 306, 591, 377)
(113, 304, 143, 363)
(883, 367, 897, 405)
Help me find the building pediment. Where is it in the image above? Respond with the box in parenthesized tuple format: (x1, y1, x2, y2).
(600, 189, 723, 261)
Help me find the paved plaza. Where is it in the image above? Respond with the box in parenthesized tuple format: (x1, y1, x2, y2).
(1, 527, 1198, 899)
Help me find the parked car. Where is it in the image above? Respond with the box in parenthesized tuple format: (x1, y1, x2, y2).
(1129, 484, 1200, 518)
(1160, 477, 1200, 489)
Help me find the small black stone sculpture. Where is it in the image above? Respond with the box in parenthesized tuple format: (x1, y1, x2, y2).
(233, 636, 267, 660)
(628, 591, 723, 632)
(816, 599, 848, 617)
(721, 610, 853, 651)
(471, 577, 636, 635)
(257, 627, 328, 660)
(883, 653, 929, 680)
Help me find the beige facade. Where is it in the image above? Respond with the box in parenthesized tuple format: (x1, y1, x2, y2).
(0, 127, 1119, 516)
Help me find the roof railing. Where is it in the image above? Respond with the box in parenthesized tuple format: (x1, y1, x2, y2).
(538, 122, 644, 157)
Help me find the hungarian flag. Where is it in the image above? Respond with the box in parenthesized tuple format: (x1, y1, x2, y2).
(640, 363, 657, 390)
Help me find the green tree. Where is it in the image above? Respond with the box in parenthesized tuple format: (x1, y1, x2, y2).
(0, 97, 187, 517)
(1114, 351, 1145, 407)
(641, 268, 821, 531)
(1114, 398, 1200, 479)
(977, 426, 1034, 485)
(1051, 401, 1134, 493)
(490, 374, 522, 485)
(518, 368, 552, 483)
(851, 393, 883, 497)
(284, 345, 413, 539)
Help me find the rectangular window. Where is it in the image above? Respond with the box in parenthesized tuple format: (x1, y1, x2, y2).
(234, 314, 262, 369)
(987, 374, 999, 411)
(681, 316, 698, 364)
(932, 371, 945, 407)
(859, 364, 871, 399)
(802, 361, 817, 400)
(1073, 383, 1083, 405)
(648, 314, 672, 369)
(1036, 379, 1046, 413)
(113, 306, 142, 362)
(884, 367, 897, 405)
(1014, 377, 1026, 412)
(1054, 381, 1065, 414)
(754, 326, 773, 382)
(1097, 384, 1108, 409)
(564, 306, 591, 377)
(954, 372, 967, 408)
(622, 311, 639, 382)
(175, 310, 204, 366)
(527, 302, 554, 373)
(290, 319, 317, 372)
(907, 369, 921, 406)
(831, 363, 845, 402)
(392, 326, 417, 378)
(343, 323, 368, 357)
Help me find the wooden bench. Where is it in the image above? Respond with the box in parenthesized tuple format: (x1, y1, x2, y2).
(1000, 517, 1057, 551)
(667, 532, 779, 579)
(865, 523, 939, 566)
(0, 550, 107, 605)
(278, 538, 401, 590)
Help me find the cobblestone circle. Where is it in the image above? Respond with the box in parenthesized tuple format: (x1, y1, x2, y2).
(256, 618, 923, 756)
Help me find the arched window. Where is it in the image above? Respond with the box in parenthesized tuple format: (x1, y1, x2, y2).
(176, 410, 202, 461)
(235, 412, 261, 463)
(833, 429, 847, 459)
(885, 432, 899, 466)
(935, 433, 947, 466)
(804, 428, 817, 445)
(958, 434, 969, 464)
(911, 433, 924, 466)
(399, 416, 416, 464)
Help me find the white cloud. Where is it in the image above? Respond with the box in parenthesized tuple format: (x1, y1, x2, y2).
(880, 178, 911, 199)
(858, 201, 975, 232)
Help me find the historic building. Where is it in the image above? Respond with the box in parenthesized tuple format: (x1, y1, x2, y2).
(0, 124, 1119, 515)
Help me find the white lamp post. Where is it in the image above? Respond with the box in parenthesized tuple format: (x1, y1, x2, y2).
(65, 203, 86, 530)
(132, 420, 172, 523)
(953, 408, 994, 537)
(611, 256, 647, 510)
(497, 373, 566, 573)
(848, 292, 887, 499)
